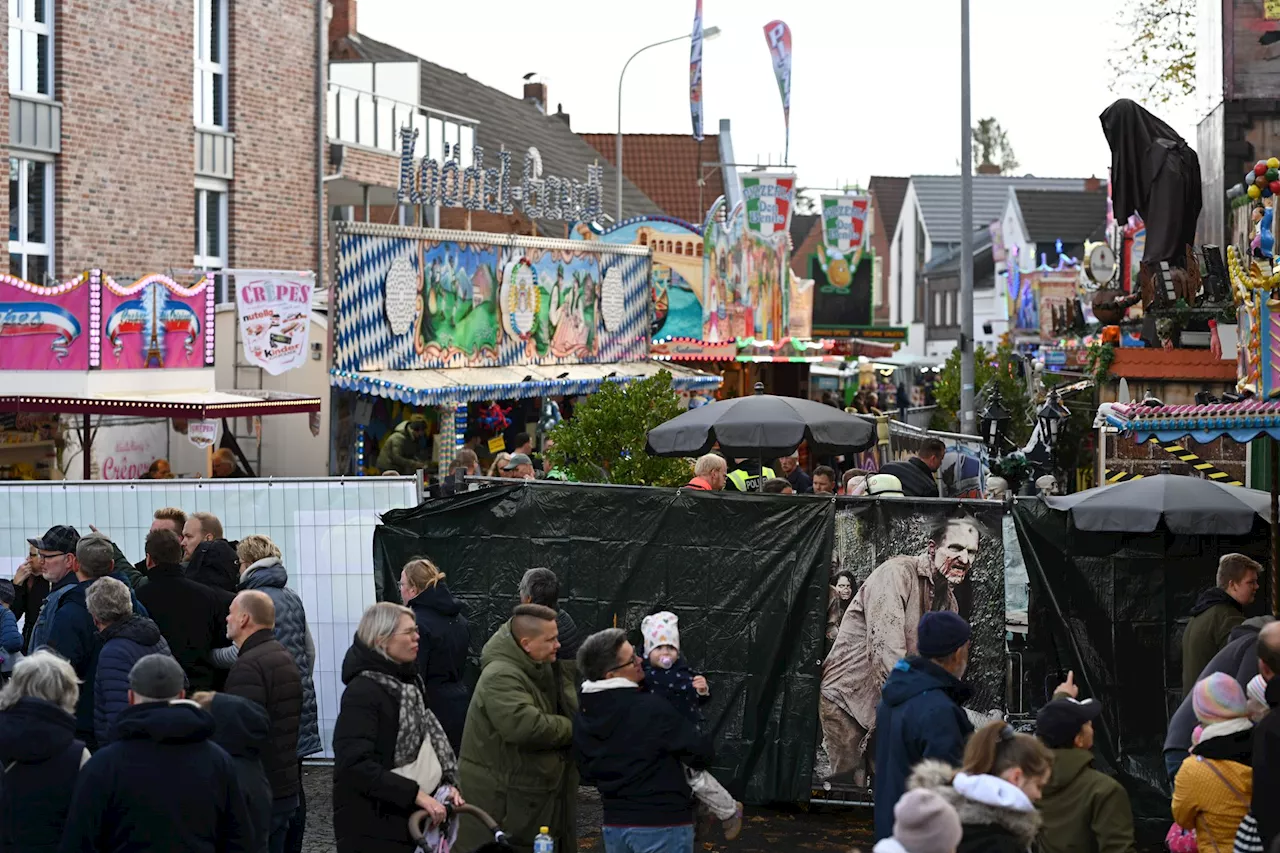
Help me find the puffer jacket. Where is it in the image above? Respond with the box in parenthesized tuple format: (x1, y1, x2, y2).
(95, 614, 175, 746)
(238, 557, 321, 758)
(1173, 732, 1253, 851)
(224, 628, 303, 801)
(456, 621, 578, 853)
(909, 760, 1043, 853)
(406, 581, 471, 755)
(0, 697, 88, 853)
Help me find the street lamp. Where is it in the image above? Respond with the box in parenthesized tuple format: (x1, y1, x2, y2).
(616, 26, 722, 222)
(1037, 389, 1069, 449)
(980, 389, 1011, 454)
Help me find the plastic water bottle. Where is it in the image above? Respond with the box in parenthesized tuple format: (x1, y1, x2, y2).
(533, 826, 554, 853)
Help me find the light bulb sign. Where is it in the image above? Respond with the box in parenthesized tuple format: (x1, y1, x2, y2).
(396, 128, 603, 223)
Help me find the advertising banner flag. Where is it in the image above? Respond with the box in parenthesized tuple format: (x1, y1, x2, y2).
(690, 0, 705, 141)
(234, 274, 314, 375)
(762, 20, 792, 160)
(817, 194, 870, 288)
(740, 172, 796, 236)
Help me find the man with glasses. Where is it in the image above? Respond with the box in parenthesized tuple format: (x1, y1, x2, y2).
(574, 628, 715, 853)
(26, 525, 82, 652)
(12, 543, 50, 653)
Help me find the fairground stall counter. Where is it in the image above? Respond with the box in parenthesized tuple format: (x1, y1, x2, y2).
(328, 222, 721, 477)
(0, 270, 320, 480)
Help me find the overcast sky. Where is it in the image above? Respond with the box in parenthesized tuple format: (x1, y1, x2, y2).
(358, 0, 1201, 190)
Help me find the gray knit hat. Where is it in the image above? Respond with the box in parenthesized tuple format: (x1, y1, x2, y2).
(894, 789, 963, 853)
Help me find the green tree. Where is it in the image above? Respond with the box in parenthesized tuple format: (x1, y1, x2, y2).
(545, 370, 692, 486)
(972, 118, 1019, 175)
(1108, 0, 1195, 106)
(931, 344, 1032, 447)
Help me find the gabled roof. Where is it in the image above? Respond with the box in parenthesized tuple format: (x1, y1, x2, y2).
(868, 176, 909, 239)
(1013, 189, 1107, 244)
(343, 33, 663, 224)
(579, 134, 723, 225)
(911, 175, 1093, 244)
(789, 214, 819, 253)
(923, 227, 994, 276)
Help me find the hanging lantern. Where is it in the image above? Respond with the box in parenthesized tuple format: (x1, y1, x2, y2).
(980, 390, 1011, 453)
(1037, 389, 1069, 448)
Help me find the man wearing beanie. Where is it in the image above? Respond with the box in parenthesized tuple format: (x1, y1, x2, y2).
(873, 788, 963, 853)
(1034, 675, 1136, 853)
(60, 654, 251, 851)
(873, 611, 975, 842)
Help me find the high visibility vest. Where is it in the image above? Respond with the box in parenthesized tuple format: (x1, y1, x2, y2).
(727, 466, 775, 493)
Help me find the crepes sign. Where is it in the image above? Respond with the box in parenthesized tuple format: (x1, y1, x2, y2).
(234, 274, 314, 375)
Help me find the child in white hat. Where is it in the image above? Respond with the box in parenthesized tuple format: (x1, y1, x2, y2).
(641, 611, 743, 841)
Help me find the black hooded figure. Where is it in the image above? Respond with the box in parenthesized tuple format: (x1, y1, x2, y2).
(1100, 98, 1202, 268)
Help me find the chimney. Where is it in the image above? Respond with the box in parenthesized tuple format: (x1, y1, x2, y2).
(553, 102, 571, 128)
(1084, 174, 1102, 192)
(524, 81, 547, 114)
(330, 0, 357, 46)
(976, 162, 1001, 176)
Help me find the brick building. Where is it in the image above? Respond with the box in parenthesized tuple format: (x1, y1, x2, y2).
(6, 0, 322, 290)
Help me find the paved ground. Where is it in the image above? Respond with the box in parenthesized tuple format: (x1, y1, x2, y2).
(301, 764, 874, 852)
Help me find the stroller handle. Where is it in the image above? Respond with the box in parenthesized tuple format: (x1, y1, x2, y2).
(409, 802, 506, 844)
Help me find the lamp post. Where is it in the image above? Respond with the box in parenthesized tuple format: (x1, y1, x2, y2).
(980, 389, 1011, 454)
(1037, 389, 1069, 451)
(616, 26, 721, 222)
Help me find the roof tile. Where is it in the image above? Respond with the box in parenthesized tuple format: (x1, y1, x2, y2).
(1014, 189, 1107, 244)
(1110, 348, 1237, 381)
(579, 133, 724, 225)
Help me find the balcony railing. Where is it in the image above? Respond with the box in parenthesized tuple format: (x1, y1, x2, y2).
(326, 82, 479, 165)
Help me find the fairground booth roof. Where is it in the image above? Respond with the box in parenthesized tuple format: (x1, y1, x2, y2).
(1101, 400, 1280, 443)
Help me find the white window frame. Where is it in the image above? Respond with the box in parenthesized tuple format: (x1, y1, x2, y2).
(8, 155, 54, 283)
(9, 0, 54, 98)
(194, 180, 229, 300)
(193, 0, 228, 129)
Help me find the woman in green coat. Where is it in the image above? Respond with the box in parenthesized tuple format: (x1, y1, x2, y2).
(456, 605, 578, 853)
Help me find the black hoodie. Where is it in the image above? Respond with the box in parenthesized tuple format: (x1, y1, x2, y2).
(186, 538, 241, 594)
(0, 697, 86, 853)
(60, 701, 251, 853)
(573, 682, 715, 827)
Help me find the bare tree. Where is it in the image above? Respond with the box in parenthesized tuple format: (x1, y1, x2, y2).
(1108, 0, 1195, 106)
(972, 118, 1019, 175)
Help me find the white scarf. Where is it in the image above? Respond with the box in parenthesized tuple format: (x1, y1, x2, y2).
(953, 771, 1035, 813)
(581, 677, 639, 694)
(1198, 717, 1254, 744)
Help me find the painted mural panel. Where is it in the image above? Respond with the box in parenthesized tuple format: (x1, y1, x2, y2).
(0, 273, 90, 370)
(332, 227, 650, 372)
(704, 200, 789, 343)
(99, 274, 214, 370)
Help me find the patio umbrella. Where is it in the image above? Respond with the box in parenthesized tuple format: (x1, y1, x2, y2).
(645, 383, 877, 459)
(1043, 473, 1271, 536)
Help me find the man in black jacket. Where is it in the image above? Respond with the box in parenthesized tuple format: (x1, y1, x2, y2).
(182, 511, 240, 594)
(11, 546, 48, 653)
(137, 528, 235, 691)
(1252, 622, 1280, 849)
(878, 437, 945, 498)
(574, 628, 714, 853)
(60, 653, 251, 852)
(225, 590, 302, 853)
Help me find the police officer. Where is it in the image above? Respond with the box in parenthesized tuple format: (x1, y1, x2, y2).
(726, 458, 776, 493)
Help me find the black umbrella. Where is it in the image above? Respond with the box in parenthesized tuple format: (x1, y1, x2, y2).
(1043, 473, 1270, 535)
(645, 383, 877, 459)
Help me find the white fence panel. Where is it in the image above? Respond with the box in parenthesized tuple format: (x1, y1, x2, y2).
(0, 476, 420, 758)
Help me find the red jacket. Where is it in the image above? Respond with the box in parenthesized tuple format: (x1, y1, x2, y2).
(686, 477, 714, 491)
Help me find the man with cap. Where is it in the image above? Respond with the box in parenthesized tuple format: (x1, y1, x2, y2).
(822, 513, 981, 787)
(60, 653, 251, 852)
(872, 788, 963, 853)
(1034, 672, 1136, 853)
(376, 413, 432, 474)
(873, 611, 975, 842)
(502, 453, 537, 480)
(26, 524, 81, 652)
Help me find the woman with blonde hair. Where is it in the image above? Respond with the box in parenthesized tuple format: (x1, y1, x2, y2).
(487, 452, 511, 478)
(399, 557, 471, 753)
(909, 720, 1053, 852)
(0, 651, 91, 852)
(333, 602, 463, 853)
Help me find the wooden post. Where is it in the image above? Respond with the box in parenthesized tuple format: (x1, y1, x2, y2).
(81, 413, 92, 481)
